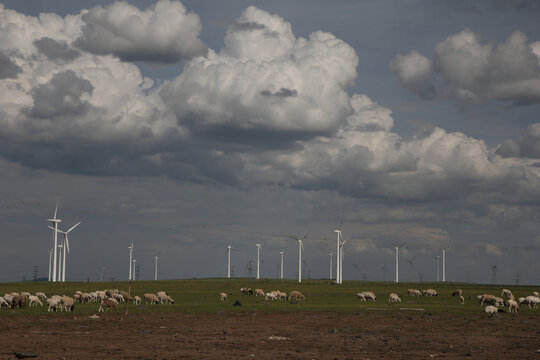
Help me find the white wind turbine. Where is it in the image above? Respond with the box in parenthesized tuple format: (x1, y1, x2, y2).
(256, 243, 262, 280)
(279, 250, 284, 279)
(154, 252, 160, 281)
(440, 247, 450, 282)
(339, 237, 347, 284)
(226, 242, 235, 279)
(128, 241, 134, 281)
(334, 216, 343, 284)
(392, 243, 406, 283)
(51, 221, 81, 282)
(47, 202, 61, 282)
(329, 251, 333, 280)
(290, 232, 308, 283)
(57, 242, 63, 282)
(132, 258, 137, 280)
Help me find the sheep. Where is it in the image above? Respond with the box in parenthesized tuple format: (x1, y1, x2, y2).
(35, 292, 47, 301)
(356, 293, 366, 301)
(276, 291, 287, 300)
(10, 295, 27, 309)
(61, 296, 75, 312)
(452, 289, 463, 297)
(113, 293, 125, 302)
(255, 288, 265, 297)
(507, 299, 519, 313)
(119, 291, 131, 302)
(501, 289, 513, 298)
(288, 290, 305, 301)
(3, 294, 13, 306)
(388, 293, 401, 303)
(28, 295, 43, 307)
(265, 292, 277, 301)
(47, 297, 61, 312)
(422, 289, 438, 297)
(523, 296, 540, 309)
(478, 294, 499, 306)
(359, 291, 376, 301)
(157, 291, 175, 304)
(533, 291, 539, 298)
(98, 299, 118, 312)
(407, 289, 422, 296)
(21, 291, 31, 297)
(459, 295, 465, 304)
(484, 305, 504, 317)
(144, 293, 160, 304)
(240, 287, 254, 295)
(108, 297, 119, 305)
(0, 296, 9, 308)
(219, 293, 228, 301)
(133, 296, 142, 305)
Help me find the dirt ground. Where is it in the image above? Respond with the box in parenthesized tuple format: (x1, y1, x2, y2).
(0, 310, 539, 359)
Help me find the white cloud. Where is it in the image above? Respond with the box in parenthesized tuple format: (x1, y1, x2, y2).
(74, 0, 207, 63)
(391, 28, 540, 107)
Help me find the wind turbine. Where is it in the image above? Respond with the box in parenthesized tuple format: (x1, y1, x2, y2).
(333, 216, 343, 284)
(392, 243, 406, 283)
(339, 237, 347, 283)
(132, 258, 137, 280)
(440, 247, 450, 282)
(435, 255, 440, 282)
(154, 251, 160, 281)
(256, 243, 262, 279)
(128, 241, 134, 281)
(47, 202, 61, 282)
(280, 250, 284, 279)
(226, 242, 235, 279)
(407, 256, 416, 282)
(57, 242, 63, 282)
(53, 221, 81, 282)
(289, 232, 308, 283)
(48, 248, 53, 282)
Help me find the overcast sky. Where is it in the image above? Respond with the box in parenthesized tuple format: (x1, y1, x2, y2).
(1, 0, 539, 285)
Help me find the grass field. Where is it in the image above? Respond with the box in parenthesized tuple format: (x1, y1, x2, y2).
(1, 278, 538, 315)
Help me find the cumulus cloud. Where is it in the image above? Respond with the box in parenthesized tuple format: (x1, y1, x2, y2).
(74, 0, 207, 63)
(160, 6, 359, 136)
(0, 51, 21, 78)
(34, 37, 80, 63)
(497, 123, 540, 158)
(391, 28, 540, 107)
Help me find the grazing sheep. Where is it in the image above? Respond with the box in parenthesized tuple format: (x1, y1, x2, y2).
(4, 294, 13, 305)
(452, 289, 463, 297)
(240, 287, 254, 295)
(108, 297, 119, 305)
(276, 291, 287, 300)
(28, 295, 43, 307)
(133, 296, 142, 305)
(21, 292, 31, 297)
(255, 289, 265, 297)
(113, 293, 125, 302)
(219, 293, 228, 301)
(119, 291, 131, 302)
(157, 291, 175, 304)
(523, 296, 540, 309)
(388, 293, 401, 303)
(0, 296, 9, 308)
(144, 293, 160, 305)
(98, 299, 118, 312)
(46, 297, 61, 312)
(484, 305, 504, 317)
(501, 289, 513, 298)
(10, 295, 27, 309)
(35, 292, 47, 301)
(61, 296, 75, 312)
(288, 290, 305, 301)
(422, 289, 438, 297)
(507, 299, 519, 313)
(265, 292, 277, 301)
(478, 294, 497, 306)
(407, 289, 422, 296)
(356, 293, 366, 301)
(359, 291, 376, 301)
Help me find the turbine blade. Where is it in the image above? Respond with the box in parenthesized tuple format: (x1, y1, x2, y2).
(303, 231, 310, 240)
(66, 221, 81, 233)
(339, 215, 343, 231)
(65, 235, 70, 253)
(54, 202, 58, 220)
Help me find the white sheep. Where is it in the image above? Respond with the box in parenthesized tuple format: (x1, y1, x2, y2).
(360, 291, 376, 301)
(3, 294, 13, 306)
(533, 291, 539, 298)
(484, 305, 501, 316)
(144, 293, 159, 304)
(157, 291, 174, 304)
(524, 296, 540, 309)
(356, 293, 366, 301)
(265, 292, 277, 301)
(47, 296, 61, 312)
(388, 293, 401, 303)
(113, 293, 125, 302)
(219, 293, 227, 301)
(0, 296, 9, 308)
(407, 289, 422, 296)
(255, 289, 265, 297)
(507, 299, 519, 313)
(501, 289, 513, 298)
(28, 295, 43, 307)
(35, 292, 47, 300)
(459, 295, 465, 305)
(423, 289, 437, 297)
(133, 296, 142, 305)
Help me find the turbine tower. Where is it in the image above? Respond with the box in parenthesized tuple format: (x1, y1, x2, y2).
(128, 241, 134, 281)
(280, 250, 284, 279)
(392, 243, 405, 283)
(334, 216, 343, 284)
(290, 232, 308, 283)
(154, 252, 160, 281)
(256, 243, 261, 280)
(48, 248, 53, 282)
(51, 221, 81, 282)
(226, 242, 233, 279)
(47, 202, 61, 282)
(132, 259, 137, 280)
(440, 247, 449, 282)
(339, 237, 347, 283)
(57, 242, 63, 282)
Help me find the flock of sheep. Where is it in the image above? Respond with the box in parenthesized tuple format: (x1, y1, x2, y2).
(219, 287, 306, 302)
(0, 289, 175, 312)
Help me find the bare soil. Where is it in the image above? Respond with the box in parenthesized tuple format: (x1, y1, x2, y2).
(0, 311, 538, 359)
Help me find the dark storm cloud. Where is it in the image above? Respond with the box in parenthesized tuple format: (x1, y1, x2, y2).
(29, 70, 94, 119)
(33, 37, 80, 63)
(0, 51, 21, 79)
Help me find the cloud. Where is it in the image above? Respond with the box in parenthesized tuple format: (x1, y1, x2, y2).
(34, 37, 80, 63)
(74, 0, 207, 63)
(391, 28, 540, 107)
(0, 50, 21, 78)
(160, 6, 359, 136)
(496, 123, 540, 158)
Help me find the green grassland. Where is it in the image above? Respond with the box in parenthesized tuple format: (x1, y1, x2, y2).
(0, 278, 538, 315)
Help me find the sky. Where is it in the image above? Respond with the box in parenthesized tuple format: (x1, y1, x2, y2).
(1, 0, 540, 285)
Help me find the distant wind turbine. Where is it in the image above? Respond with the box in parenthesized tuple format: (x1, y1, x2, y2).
(289, 232, 309, 283)
(226, 242, 235, 279)
(280, 250, 284, 279)
(256, 243, 262, 279)
(47, 202, 61, 282)
(50, 221, 81, 282)
(329, 251, 333, 280)
(334, 216, 343, 284)
(154, 251, 160, 281)
(48, 248, 53, 282)
(392, 243, 406, 283)
(128, 241, 134, 281)
(132, 258, 137, 280)
(440, 247, 450, 282)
